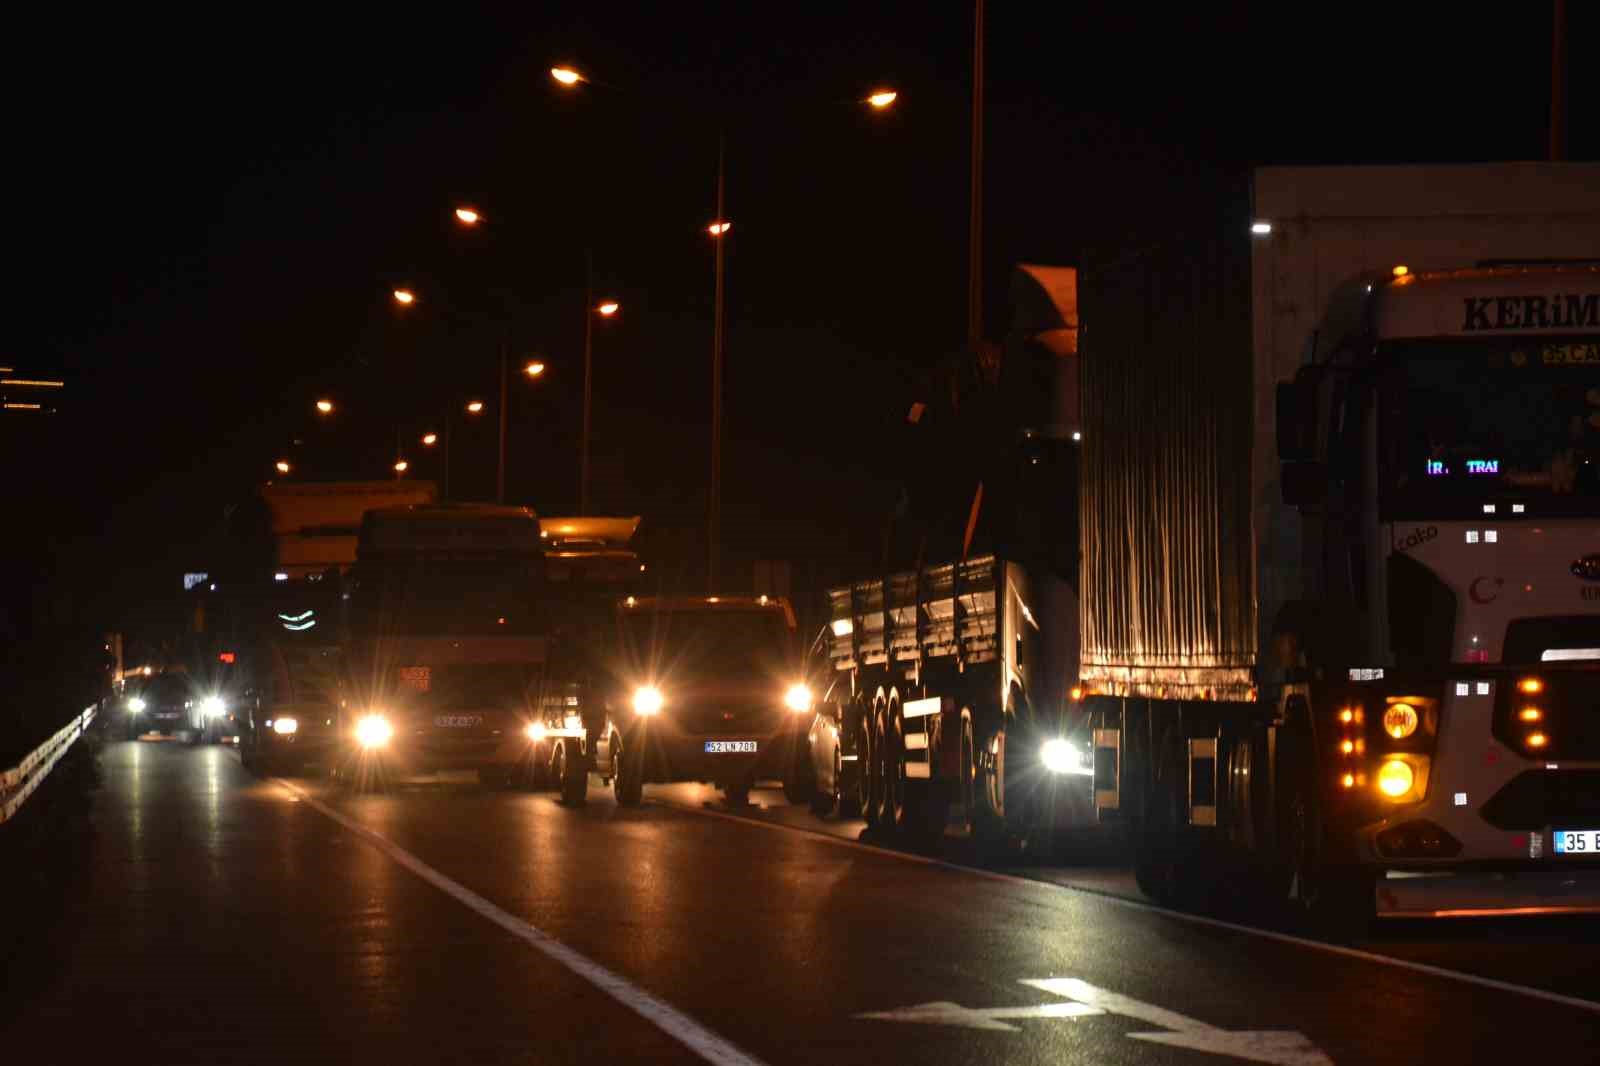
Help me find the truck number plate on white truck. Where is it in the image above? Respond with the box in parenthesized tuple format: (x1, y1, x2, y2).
(705, 740, 757, 754)
(1554, 829, 1600, 854)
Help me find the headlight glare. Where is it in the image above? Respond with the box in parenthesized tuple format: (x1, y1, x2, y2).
(525, 721, 547, 742)
(1040, 737, 1076, 774)
(201, 696, 227, 719)
(633, 686, 663, 716)
(784, 683, 813, 713)
(127, 697, 146, 713)
(356, 714, 394, 748)
(273, 717, 298, 735)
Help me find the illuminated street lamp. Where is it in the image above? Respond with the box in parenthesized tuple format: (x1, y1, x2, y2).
(867, 89, 898, 109)
(466, 400, 485, 414)
(393, 288, 416, 306)
(275, 460, 291, 475)
(524, 361, 546, 378)
(393, 458, 409, 474)
(315, 399, 334, 415)
(597, 301, 619, 317)
(454, 206, 482, 226)
(707, 221, 732, 236)
(422, 432, 438, 446)
(550, 66, 583, 87)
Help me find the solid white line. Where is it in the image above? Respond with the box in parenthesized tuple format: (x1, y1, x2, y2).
(277, 779, 769, 1066)
(648, 797, 1600, 1018)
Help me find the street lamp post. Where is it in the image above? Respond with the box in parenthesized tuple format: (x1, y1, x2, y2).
(709, 135, 727, 592)
(552, 66, 893, 592)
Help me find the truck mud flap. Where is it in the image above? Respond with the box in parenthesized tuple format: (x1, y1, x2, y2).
(1093, 727, 1120, 813)
(1187, 737, 1217, 827)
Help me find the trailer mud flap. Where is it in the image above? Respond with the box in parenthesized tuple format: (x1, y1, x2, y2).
(1093, 727, 1120, 812)
(1188, 737, 1217, 827)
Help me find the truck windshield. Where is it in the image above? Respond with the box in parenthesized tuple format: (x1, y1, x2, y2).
(620, 609, 794, 677)
(1380, 337, 1600, 518)
(348, 560, 543, 635)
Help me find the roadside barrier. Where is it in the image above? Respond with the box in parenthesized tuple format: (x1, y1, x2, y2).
(0, 705, 96, 825)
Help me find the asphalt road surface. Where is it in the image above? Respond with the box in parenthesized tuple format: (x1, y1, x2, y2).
(5, 736, 1598, 1065)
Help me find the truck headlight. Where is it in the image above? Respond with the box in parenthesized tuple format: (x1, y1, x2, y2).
(784, 683, 813, 713)
(525, 721, 547, 742)
(127, 697, 146, 713)
(633, 686, 663, 716)
(273, 717, 299, 735)
(201, 696, 227, 719)
(356, 714, 393, 748)
(1041, 738, 1076, 774)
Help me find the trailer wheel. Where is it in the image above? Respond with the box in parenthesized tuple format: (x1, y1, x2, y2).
(864, 699, 887, 828)
(882, 698, 907, 829)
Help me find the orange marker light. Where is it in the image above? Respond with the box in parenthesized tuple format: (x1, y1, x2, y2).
(1519, 707, 1543, 722)
(1527, 732, 1549, 748)
(1341, 773, 1356, 789)
(1340, 739, 1355, 755)
(1518, 678, 1543, 695)
(1339, 708, 1354, 724)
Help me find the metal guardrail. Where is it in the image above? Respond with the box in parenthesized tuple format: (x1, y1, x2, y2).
(0, 704, 96, 825)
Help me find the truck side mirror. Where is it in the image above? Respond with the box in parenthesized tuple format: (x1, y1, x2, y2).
(1280, 460, 1327, 507)
(1276, 380, 1317, 462)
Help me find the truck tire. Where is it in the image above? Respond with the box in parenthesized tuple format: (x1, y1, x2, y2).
(613, 735, 643, 807)
(557, 740, 587, 806)
(969, 711, 1010, 857)
(782, 736, 816, 805)
(1280, 753, 1375, 934)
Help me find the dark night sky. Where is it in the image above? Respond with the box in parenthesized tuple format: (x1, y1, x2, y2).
(2, 1, 1594, 643)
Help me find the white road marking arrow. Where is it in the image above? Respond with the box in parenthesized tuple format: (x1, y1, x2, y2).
(857, 977, 1334, 1065)
(854, 1000, 1103, 1032)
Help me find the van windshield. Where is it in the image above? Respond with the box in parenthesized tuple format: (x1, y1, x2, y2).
(620, 609, 794, 678)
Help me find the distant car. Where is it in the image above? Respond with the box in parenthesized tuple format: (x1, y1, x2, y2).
(122, 673, 191, 738)
(591, 596, 817, 807)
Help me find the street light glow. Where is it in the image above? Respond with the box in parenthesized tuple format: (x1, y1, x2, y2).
(524, 361, 546, 378)
(393, 459, 409, 473)
(466, 400, 485, 414)
(275, 460, 291, 474)
(867, 90, 898, 109)
(708, 221, 732, 237)
(551, 67, 582, 86)
(421, 432, 438, 446)
(454, 206, 481, 225)
(393, 288, 416, 305)
(597, 301, 619, 316)
(316, 399, 334, 414)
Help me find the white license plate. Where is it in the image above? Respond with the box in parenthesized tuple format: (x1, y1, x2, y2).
(705, 740, 757, 754)
(1553, 829, 1600, 854)
(434, 715, 482, 728)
